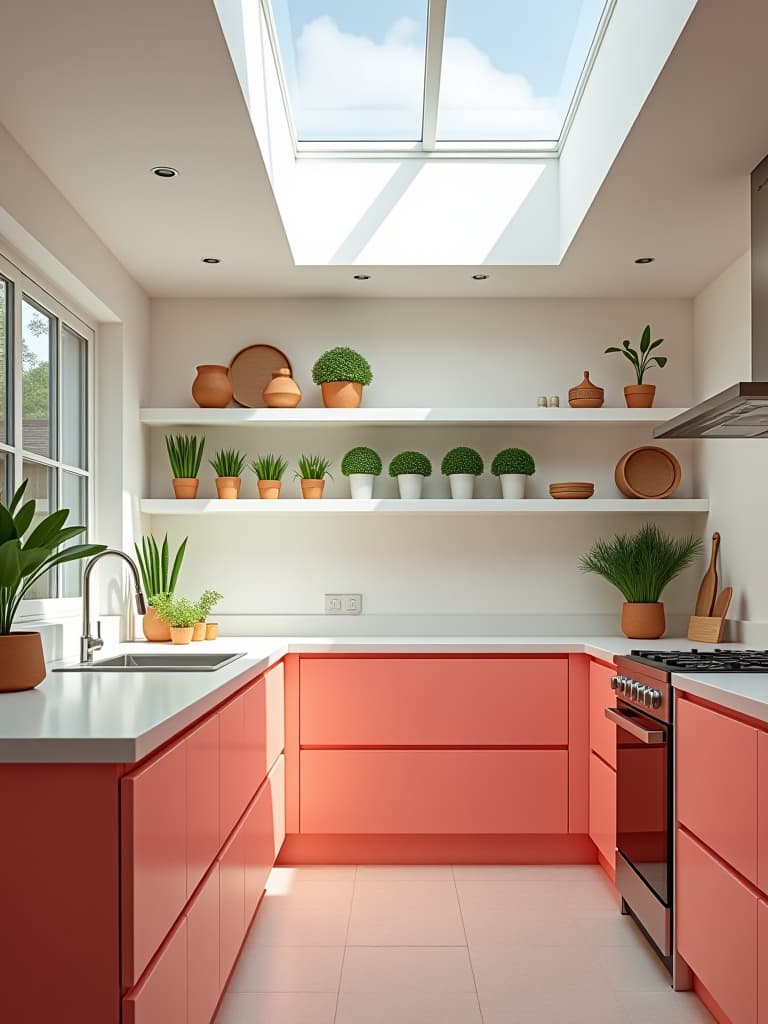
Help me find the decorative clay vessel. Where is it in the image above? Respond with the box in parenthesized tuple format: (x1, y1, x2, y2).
(568, 370, 604, 408)
(621, 602, 665, 639)
(321, 381, 363, 408)
(0, 633, 47, 692)
(192, 365, 233, 408)
(262, 368, 302, 408)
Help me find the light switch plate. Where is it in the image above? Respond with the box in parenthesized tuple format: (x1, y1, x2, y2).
(325, 593, 363, 615)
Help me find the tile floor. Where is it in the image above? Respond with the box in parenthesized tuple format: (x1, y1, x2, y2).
(215, 865, 714, 1024)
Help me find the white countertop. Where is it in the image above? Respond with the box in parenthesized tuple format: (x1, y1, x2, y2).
(0, 636, 762, 763)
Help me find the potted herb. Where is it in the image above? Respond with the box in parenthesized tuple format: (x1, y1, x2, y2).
(295, 454, 333, 499)
(134, 533, 189, 641)
(579, 523, 702, 639)
(210, 448, 246, 500)
(491, 448, 536, 499)
(166, 433, 205, 498)
(0, 480, 106, 691)
(151, 594, 202, 645)
(388, 451, 432, 499)
(605, 325, 667, 408)
(194, 589, 223, 641)
(341, 446, 382, 499)
(251, 453, 288, 500)
(441, 446, 484, 499)
(312, 346, 373, 408)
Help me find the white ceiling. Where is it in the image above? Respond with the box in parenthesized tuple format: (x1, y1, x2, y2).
(0, 0, 765, 299)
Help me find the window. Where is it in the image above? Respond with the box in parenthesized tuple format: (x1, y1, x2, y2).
(0, 254, 93, 601)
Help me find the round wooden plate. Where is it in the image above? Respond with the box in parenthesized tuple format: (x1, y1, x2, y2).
(615, 446, 681, 499)
(549, 482, 594, 499)
(229, 344, 292, 408)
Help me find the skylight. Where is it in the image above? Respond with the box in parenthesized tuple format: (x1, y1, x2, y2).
(266, 0, 614, 150)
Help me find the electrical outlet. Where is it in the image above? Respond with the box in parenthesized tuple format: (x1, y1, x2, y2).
(325, 593, 363, 615)
(345, 594, 362, 614)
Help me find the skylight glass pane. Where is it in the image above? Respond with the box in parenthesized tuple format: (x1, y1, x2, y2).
(436, 0, 609, 142)
(271, 0, 428, 141)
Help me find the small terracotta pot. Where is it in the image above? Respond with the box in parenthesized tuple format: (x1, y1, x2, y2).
(205, 623, 219, 640)
(173, 478, 199, 499)
(192, 622, 206, 642)
(258, 480, 282, 500)
(0, 632, 47, 692)
(301, 478, 325, 499)
(215, 476, 241, 500)
(624, 384, 656, 408)
(569, 370, 604, 408)
(263, 368, 302, 408)
(621, 602, 666, 639)
(170, 626, 194, 645)
(143, 607, 171, 643)
(321, 381, 363, 408)
(192, 364, 233, 408)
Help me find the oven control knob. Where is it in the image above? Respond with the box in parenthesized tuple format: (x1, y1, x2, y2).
(648, 689, 662, 710)
(631, 682, 641, 700)
(622, 678, 632, 696)
(635, 685, 648, 703)
(610, 675, 620, 690)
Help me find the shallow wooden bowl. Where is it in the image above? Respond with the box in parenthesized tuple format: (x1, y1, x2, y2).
(549, 482, 594, 499)
(615, 446, 681, 499)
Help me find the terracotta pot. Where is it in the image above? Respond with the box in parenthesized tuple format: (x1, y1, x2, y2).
(0, 632, 47, 692)
(192, 622, 206, 642)
(321, 381, 363, 408)
(143, 607, 171, 643)
(205, 622, 219, 640)
(215, 476, 241, 500)
(621, 602, 666, 640)
(263, 368, 302, 408)
(258, 480, 282, 500)
(569, 370, 604, 408)
(301, 478, 325, 499)
(170, 626, 194, 645)
(192, 364, 233, 408)
(173, 478, 199, 499)
(624, 384, 656, 408)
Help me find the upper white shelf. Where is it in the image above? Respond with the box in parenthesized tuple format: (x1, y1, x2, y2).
(140, 407, 689, 428)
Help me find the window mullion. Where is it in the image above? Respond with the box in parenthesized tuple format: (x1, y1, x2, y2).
(421, 0, 447, 150)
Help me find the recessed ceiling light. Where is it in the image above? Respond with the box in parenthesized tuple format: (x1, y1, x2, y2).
(151, 166, 178, 178)
(353, 274, 371, 280)
(634, 257, 655, 264)
(472, 273, 489, 280)
(201, 257, 221, 264)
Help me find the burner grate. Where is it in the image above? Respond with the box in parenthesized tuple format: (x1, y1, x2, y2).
(629, 649, 768, 672)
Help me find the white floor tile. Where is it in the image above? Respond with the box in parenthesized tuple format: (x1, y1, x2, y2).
(340, 946, 476, 994)
(228, 945, 344, 993)
(480, 984, 627, 1024)
(214, 991, 337, 1024)
(247, 887, 352, 946)
(598, 943, 677, 993)
(266, 866, 356, 897)
(335, 989, 483, 1024)
(356, 865, 453, 880)
(617, 990, 716, 1023)
(453, 864, 606, 882)
(570, 908, 648, 947)
(347, 879, 466, 945)
(470, 944, 608, 995)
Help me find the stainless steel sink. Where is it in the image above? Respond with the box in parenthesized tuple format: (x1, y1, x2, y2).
(55, 652, 246, 673)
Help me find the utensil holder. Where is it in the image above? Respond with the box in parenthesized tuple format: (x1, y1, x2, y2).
(687, 615, 726, 643)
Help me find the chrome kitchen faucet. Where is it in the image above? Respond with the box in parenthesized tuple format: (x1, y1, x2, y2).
(80, 549, 147, 663)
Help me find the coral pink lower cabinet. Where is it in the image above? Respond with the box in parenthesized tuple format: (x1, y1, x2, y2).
(187, 864, 221, 1024)
(588, 751, 616, 869)
(123, 917, 188, 1024)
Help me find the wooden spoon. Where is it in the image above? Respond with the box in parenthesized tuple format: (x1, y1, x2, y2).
(694, 532, 720, 616)
(712, 586, 733, 619)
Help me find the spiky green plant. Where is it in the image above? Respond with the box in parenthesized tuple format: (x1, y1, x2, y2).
(441, 447, 484, 476)
(165, 433, 205, 478)
(341, 447, 382, 476)
(491, 448, 536, 476)
(196, 589, 223, 622)
(295, 454, 333, 480)
(311, 347, 373, 386)
(209, 448, 246, 478)
(605, 325, 667, 384)
(251, 454, 288, 481)
(579, 523, 702, 603)
(388, 451, 432, 477)
(151, 594, 201, 629)
(134, 533, 188, 607)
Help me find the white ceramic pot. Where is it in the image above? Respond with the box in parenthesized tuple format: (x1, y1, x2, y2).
(348, 474, 375, 499)
(500, 474, 527, 499)
(397, 474, 424, 499)
(448, 473, 475, 499)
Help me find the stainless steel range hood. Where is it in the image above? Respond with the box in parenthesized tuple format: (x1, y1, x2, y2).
(654, 154, 768, 439)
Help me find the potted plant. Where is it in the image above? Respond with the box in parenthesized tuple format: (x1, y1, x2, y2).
(388, 451, 432, 499)
(151, 594, 202, 645)
(295, 454, 333, 499)
(166, 433, 205, 498)
(441, 446, 484, 499)
(251, 453, 288, 500)
(195, 589, 223, 641)
(312, 347, 373, 408)
(491, 448, 536, 499)
(579, 523, 702, 639)
(209, 448, 246, 499)
(605, 325, 667, 408)
(134, 533, 189, 642)
(341, 446, 382, 499)
(0, 480, 106, 691)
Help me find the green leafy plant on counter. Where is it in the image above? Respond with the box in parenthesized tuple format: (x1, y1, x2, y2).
(441, 447, 484, 476)
(250, 454, 288, 481)
(311, 347, 373, 385)
(0, 480, 106, 634)
(134, 533, 188, 606)
(491, 448, 536, 476)
(197, 589, 223, 622)
(341, 446, 383, 476)
(295, 454, 333, 480)
(151, 594, 202, 629)
(165, 433, 205, 478)
(209, 448, 246, 478)
(388, 451, 432, 477)
(579, 523, 702, 603)
(604, 325, 667, 384)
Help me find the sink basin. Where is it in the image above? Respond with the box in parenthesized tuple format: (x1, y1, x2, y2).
(55, 652, 247, 673)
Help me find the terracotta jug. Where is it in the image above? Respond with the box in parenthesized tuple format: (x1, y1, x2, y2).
(263, 368, 302, 408)
(192, 365, 233, 408)
(568, 370, 604, 408)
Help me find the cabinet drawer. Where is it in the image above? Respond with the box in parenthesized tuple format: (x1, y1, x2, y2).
(123, 918, 187, 1024)
(677, 699, 758, 883)
(589, 662, 616, 769)
(186, 714, 220, 897)
(219, 824, 246, 987)
(759, 732, 768, 893)
(245, 756, 286, 923)
(219, 691, 250, 843)
(300, 657, 568, 746)
(187, 864, 220, 1024)
(589, 751, 616, 868)
(759, 900, 768, 1024)
(677, 828, 757, 1024)
(244, 662, 285, 791)
(300, 749, 568, 834)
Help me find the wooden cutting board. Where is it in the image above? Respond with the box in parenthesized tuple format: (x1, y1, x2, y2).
(694, 532, 720, 617)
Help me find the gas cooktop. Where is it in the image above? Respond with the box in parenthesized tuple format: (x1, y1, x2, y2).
(628, 649, 768, 672)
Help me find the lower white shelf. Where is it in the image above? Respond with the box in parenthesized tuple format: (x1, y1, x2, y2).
(139, 498, 709, 516)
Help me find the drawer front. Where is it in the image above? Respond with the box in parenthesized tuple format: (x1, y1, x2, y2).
(677, 828, 758, 1024)
(244, 662, 285, 792)
(589, 751, 616, 868)
(219, 691, 250, 843)
(300, 749, 568, 834)
(187, 864, 220, 1024)
(245, 755, 286, 923)
(589, 661, 616, 769)
(677, 699, 758, 883)
(219, 824, 246, 987)
(300, 658, 568, 746)
(759, 900, 768, 1024)
(122, 918, 187, 1024)
(186, 714, 220, 897)
(759, 732, 768, 893)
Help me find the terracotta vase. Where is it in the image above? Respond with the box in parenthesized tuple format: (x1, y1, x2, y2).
(301, 478, 325, 499)
(192, 622, 206, 642)
(192, 364, 232, 408)
(215, 476, 241, 500)
(143, 607, 171, 643)
(621, 602, 666, 639)
(624, 384, 656, 408)
(173, 478, 199, 499)
(569, 370, 604, 408)
(170, 626, 194, 645)
(321, 381, 363, 408)
(205, 623, 219, 640)
(263, 368, 302, 408)
(0, 632, 47, 692)
(258, 480, 282, 500)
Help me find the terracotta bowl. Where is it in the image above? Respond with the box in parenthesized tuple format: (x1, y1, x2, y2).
(549, 482, 595, 500)
(615, 447, 681, 499)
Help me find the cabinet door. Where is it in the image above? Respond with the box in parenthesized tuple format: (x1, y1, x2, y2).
(245, 756, 286, 924)
(244, 663, 285, 792)
(219, 824, 246, 987)
(122, 740, 187, 987)
(759, 899, 768, 1024)
(123, 918, 187, 1024)
(187, 714, 220, 897)
(589, 662, 617, 769)
(677, 699, 758, 883)
(187, 864, 220, 1024)
(589, 751, 616, 869)
(219, 691, 250, 843)
(758, 731, 768, 893)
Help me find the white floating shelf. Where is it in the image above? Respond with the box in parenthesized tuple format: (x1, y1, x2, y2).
(140, 498, 709, 517)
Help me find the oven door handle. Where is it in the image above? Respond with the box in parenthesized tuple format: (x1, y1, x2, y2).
(605, 707, 666, 745)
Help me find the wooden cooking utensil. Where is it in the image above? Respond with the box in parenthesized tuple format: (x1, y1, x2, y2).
(712, 586, 733, 619)
(694, 532, 720, 616)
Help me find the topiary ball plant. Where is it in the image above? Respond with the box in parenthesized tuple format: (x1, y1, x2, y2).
(312, 347, 373, 408)
(491, 448, 536, 477)
(389, 451, 433, 477)
(341, 446, 383, 476)
(441, 447, 484, 476)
